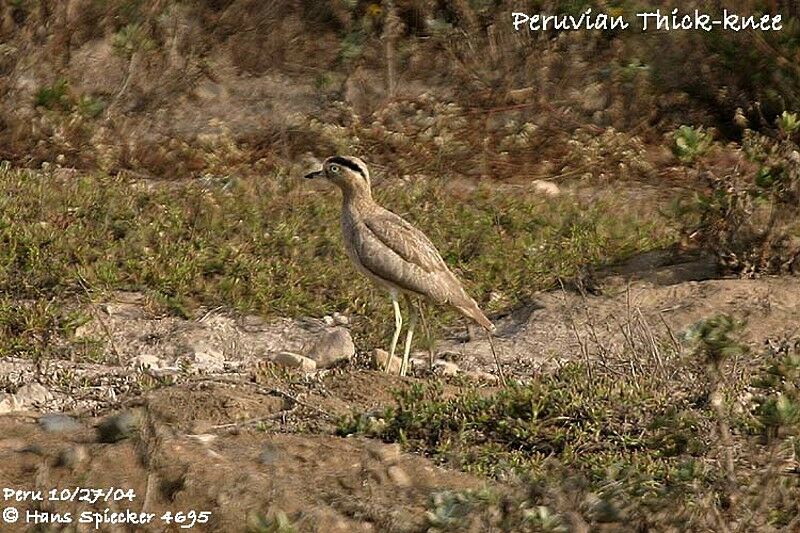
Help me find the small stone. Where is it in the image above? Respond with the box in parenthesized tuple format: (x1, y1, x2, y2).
(240, 314, 267, 331)
(189, 343, 225, 372)
(16, 383, 54, 407)
(193, 350, 224, 371)
(56, 445, 88, 468)
(372, 349, 401, 373)
(465, 370, 500, 384)
(97, 411, 140, 443)
(0, 393, 22, 414)
(272, 352, 317, 371)
(101, 302, 144, 319)
(507, 86, 534, 104)
(307, 327, 355, 368)
(332, 312, 350, 326)
(130, 354, 163, 370)
(322, 315, 335, 326)
(187, 434, 217, 445)
(432, 360, 459, 376)
(409, 357, 428, 371)
(39, 414, 82, 433)
(387, 465, 412, 488)
(531, 180, 560, 197)
(74, 323, 95, 338)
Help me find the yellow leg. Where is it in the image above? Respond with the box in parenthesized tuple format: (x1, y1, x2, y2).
(400, 298, 417, 377)
(385, 291, 403, 373)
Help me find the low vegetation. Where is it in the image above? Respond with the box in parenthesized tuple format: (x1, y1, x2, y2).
(0, 162, 670, 357)
(1, 1, 800, 530)
(341, 317, 800, 530)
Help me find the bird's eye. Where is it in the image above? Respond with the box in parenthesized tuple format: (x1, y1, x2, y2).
(329, 164, 340, 174)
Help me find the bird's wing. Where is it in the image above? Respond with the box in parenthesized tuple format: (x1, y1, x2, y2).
(350, 207, 494, 330)
(361, 208, 450, 275)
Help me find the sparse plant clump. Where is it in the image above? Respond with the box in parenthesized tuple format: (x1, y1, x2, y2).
(0, 297, 99, 361)
(111, 22, 156, 59)
(341, 322, 800, 530)
(563, 127, 655, 181)
(753, 338, 800, 441)
(246, 510, 297, 533)
(677, 128, 800, 276)
(425, 488, 502, 531)
(34, 78, 72, 112)
(672, 125, 713, 164)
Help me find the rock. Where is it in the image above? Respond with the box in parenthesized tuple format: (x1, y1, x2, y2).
(96, 411, 140, 443)
(193, 349, 225, 371)
(432, 360, 459, 376)
(272, 352, 317, 371)
(101, 301, 145, 319)
(240, 314, 267, 332)
(332, 312, 350, 326)
(187, 434, 217, 449)
(39, 414, 82, 433)
(307, 327, 355, 368)
(186, 342, 225, 372)
(465, 370, 500, 384)
(409, 357, 428, 371)
(74, 323, 95, 338)
(507, 86, 534, 104)
(387, 465, 412, 488)
(0, 393, 22, 414)
(16, 383, 54, 407)
(56, 445, 88, 468)
(372, 349, 401, 373)
(322, 315, 335, 326)
(130, 353, 163, 370)
(532, 180, 561, 197)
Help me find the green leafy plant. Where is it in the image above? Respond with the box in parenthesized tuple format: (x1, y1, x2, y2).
(672, 125, 713, 164)
(34, 78, 71, 111)
(112, 23, 155, 59)
(246, 511, 297, 533)
(777, 110, 800, 137)
(753, 339, 800, 440)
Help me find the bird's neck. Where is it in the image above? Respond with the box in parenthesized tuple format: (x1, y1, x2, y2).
(341, 187, 374, 209)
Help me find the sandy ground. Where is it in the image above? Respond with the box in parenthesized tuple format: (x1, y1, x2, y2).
(1, 252, 799, 532)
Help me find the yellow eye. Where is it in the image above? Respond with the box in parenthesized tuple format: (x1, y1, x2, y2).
(329, 164, 340, 174)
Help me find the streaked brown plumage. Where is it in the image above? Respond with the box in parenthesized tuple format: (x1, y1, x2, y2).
(305, 155, 494, 375)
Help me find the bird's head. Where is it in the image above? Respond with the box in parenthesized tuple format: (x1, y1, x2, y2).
(304, 156, 372, 198)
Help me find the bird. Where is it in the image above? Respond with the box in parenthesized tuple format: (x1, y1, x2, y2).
(304, 155, 499, 378)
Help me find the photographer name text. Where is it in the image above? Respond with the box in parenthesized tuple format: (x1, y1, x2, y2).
(512, 9, 783, 32)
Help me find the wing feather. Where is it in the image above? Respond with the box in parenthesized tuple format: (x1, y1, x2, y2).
(362, 209, 449, 274)
(343, 205, 494, 330)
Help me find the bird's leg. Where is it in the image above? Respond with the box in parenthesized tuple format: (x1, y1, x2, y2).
(400, 296, 417, 377)
(385, 291, 403, 373)
(486, 329, 507, 386)
(417, 301, 435, 371)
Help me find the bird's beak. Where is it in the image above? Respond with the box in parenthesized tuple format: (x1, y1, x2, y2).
(304, 170, 324, 179)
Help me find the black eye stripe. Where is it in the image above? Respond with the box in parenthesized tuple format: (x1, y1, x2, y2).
(328, 157, 366, 178)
